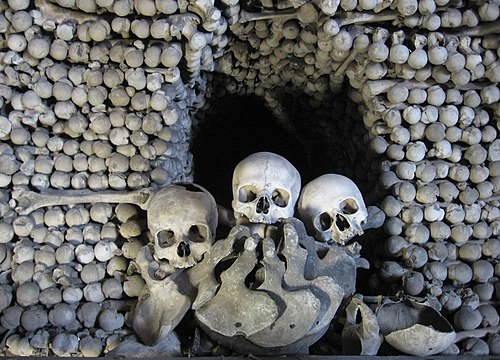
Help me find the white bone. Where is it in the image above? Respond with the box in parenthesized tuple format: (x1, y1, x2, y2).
(147, 184, 218, 268)
(232, 152, 301, 225)
(297, 174, 368, 245)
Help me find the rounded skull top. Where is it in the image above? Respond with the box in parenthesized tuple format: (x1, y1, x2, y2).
(232, 152, 301, 224)
(297, 174, 368, 245)
(147, 183, 218, 268)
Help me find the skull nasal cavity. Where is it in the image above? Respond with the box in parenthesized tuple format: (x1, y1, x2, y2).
(256, 196, 270, 214)
(177, 242, 191, 257)
(336, 214, 351, 231)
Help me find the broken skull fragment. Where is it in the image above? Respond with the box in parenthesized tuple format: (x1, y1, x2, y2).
(190, 219, 363, 355)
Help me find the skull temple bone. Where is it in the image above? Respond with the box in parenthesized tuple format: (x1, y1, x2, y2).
(297, 174, 368, 245)
(232, 151, 301, 225)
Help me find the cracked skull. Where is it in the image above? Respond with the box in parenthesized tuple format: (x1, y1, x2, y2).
(297, 174, 368, 245)
(232, 152, 301, 224)
(147, 183, 218, 268)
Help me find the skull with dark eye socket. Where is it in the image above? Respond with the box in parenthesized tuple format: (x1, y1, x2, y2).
(232, 152, 301, 224)
(298, 174, 368, 245)
(157, 230, 176, 248)
(147, 184, 218, 268)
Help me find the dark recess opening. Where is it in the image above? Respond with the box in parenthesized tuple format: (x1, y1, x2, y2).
(191, 94, 310, 209)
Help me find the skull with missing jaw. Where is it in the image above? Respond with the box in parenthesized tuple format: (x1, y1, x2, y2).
(297, 174, 368, 245)
(232, 152, 301, 225)
(147, 183, 218, 268)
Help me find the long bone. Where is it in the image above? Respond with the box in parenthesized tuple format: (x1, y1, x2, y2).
(331, 31, 369, 83)
(239, 9, 399, 25)
(13, 187, 155, 215)
(239, 6, 500, 38)
(35, 0, 99, 24)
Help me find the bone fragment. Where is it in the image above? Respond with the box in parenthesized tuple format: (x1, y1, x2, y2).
(106, 333, 181, 358)
(195, 237, 278, 337)
(189, 226, 250, 310)
(132, 246, 194, 343)
(248, 237, 320, 347)
(362, 205, 386, 231)
(333, 33, 369, 79)
(239, 9, 298, 24)
(342, 296, 383, 355)
(35, 0, 98, 24)
(239, 8, 399, 27)
(446, 20, 500, 37)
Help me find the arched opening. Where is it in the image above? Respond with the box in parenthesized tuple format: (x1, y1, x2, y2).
(191, 86, 387, 296)
(191, 87, 384, 209)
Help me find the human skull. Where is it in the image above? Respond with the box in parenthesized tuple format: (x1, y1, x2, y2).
(147, 183, 218, 268)
(297, 174, 368, 245)
(232, 152, 301, 224)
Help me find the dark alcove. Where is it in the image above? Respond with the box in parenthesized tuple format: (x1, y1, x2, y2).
(191, 89, 383, 211)
(191, 94, 311, 209)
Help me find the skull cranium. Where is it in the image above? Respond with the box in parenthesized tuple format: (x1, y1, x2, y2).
(147, 183, 218, 268)
(297, 174, 368, 245)
(232, 152, 301, 224)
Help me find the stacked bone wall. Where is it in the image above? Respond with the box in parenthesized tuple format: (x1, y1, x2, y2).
(0, 0, 216, 355)
(209, 0, 500, 354)
(0, 0, 498, 356)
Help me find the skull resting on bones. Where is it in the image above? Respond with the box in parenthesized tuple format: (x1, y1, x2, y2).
(147, 183, 218, 268)
(297, 174, 368, 245)
(232, 152, 301, 224)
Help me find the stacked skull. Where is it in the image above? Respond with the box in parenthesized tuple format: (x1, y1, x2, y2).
(189, 152, 366, 355)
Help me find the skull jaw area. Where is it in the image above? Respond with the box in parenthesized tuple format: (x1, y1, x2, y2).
(319, 227, 365, 246)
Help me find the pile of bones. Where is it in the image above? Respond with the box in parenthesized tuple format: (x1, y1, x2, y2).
(0, 0, 499, 356)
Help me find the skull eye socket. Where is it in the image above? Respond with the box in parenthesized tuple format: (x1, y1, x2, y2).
(239, 185, 258, 203)
(272, 189, 290, 207)
(157, 229, 176, 248)
(188, 224, 209, 243)
(340, 198, 359, 214)
(315, 212, 333, 231)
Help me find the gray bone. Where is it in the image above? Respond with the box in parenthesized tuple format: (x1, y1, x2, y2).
(188, 225, 251, 310)
(248, 237, 320, 347)
(13, 187, 154, 215)
(132, 246, 194, 346)
(195, 236, 278, 338)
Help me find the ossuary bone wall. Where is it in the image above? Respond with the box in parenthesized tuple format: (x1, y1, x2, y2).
(0, 0, 498, 356)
